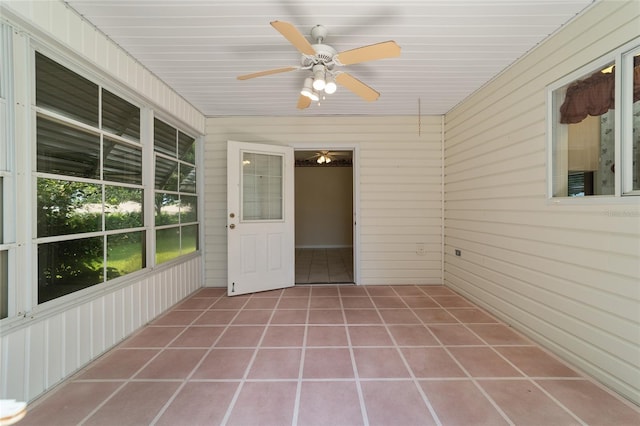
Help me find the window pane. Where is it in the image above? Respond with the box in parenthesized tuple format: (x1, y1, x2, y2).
(553, 61, 615, 197)
(155, 193, 180, 225)
(0, 250, 7, 319)
(37, 116, 100, 179)
(155, 156, 179, 191)
(242, 152, 283, 220)
(102, 89, 140, 141)
(179, 163, 196, 193)
(38, 236, 104, 303)
(178, 131, 195, 163)
(156, 227, 180, 264)
(154, 119, 176, 156)
(180, 195, 197, 223)
(633, 56, 640, 191)
(105, 186, 143, 230)
(107, 231, 145, 280)
(182, 224, 198, 255)
(37, 178, 102, 237)
(0, 177, 3, 243)
(103, 138, 142, 184)
(35, 52, 98, 127)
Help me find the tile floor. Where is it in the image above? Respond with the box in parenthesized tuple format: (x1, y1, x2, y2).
(20, 285, 640, 426)
(295, 248, 353, 284)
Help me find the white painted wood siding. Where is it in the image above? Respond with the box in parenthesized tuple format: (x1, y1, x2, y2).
(1, 0, 205, 134)
(444, 1, 640, 405)
(0, 257, 202, 402)
(204, 116, 443, 287)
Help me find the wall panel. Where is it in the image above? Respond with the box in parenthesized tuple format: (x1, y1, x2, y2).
(204, 116, 443, 287)
(0, 257, 202, 402)
(444, 0, 640, 405)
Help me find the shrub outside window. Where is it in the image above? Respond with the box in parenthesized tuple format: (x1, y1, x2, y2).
(549, 43, 639, 198)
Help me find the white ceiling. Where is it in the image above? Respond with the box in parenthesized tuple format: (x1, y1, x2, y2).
(64, 0, 594, 117)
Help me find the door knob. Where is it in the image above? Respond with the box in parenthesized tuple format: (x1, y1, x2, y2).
(229, 224, 235, 229)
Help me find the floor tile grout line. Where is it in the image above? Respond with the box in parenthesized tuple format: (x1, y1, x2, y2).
(375, 285, 443, 426)
(218, 289, 287, 426)
(290, 287, 312, 426)
(341, 290, 370, 426)
(148, 293, 249, 425)
(78, 292, 229, 425)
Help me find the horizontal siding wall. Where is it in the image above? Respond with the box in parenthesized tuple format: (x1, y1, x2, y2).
(444, 0, 640, 405)
(0, 257, 202, 402)
(204, 116, 443, 287)
(1, 0, 205, 133)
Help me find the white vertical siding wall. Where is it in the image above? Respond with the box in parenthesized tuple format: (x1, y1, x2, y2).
(1, 257, 202, 402)
(204, 116, 443, 287)
(1, 0, 205, 134)
(0, 0, 207, 403)
(444, 1, 640, 405)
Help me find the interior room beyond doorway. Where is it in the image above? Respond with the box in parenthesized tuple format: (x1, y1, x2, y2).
(294, 150, 354, 284)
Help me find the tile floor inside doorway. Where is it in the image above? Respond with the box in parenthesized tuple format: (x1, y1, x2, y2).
(20, 285, 640, 426)
(295, 248, 353, 284)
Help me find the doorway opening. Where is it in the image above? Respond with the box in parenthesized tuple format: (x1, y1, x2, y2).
(294, 149, 354, 284)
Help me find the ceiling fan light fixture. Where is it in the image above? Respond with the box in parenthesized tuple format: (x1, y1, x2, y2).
(324, 75, 337, 94)
(317, 155, 325, 164)
(300, 77, 315, 98)
(312, 65, 326, 91)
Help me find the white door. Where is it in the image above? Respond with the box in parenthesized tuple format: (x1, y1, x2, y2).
(227, 140, 294, 296)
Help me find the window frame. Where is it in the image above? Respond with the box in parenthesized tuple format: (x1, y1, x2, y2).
(32, 50, 148, 306)
(546, 37, 640, 202)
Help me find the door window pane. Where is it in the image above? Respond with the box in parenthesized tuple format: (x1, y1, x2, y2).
(37, 178, 102, 237)
(107, 231, 145, 280)
(35, 52, 98, 127)
(242, 152, 283, 220)
(37, 117, 100, 178)
(105, 186, 143, 230)
(38, 236, 104, 303)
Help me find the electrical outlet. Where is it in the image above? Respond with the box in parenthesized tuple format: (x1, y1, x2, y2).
(416, 244, 425, 256)
(455, 249, 461, 257)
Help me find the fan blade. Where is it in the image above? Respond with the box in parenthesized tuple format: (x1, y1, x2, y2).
(334, 41, 401, 66)
(237, 66, 297, 80)
(297, 94, 311, 109)
(271, 21, 316, 56)
(335, 73, 380, 102)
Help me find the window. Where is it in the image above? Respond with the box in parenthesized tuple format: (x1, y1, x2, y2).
(549, 41, 639, 198)
(0, 24, 11, 319)
(35, 52, 145, 304)
(154, 118, 198, 264)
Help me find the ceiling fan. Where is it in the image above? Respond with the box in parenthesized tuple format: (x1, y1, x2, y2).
(237, 21, 401, 109)
(302, 150, 350, 164)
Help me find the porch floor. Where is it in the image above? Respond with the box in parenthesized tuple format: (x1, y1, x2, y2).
(20, 285, 640, 425)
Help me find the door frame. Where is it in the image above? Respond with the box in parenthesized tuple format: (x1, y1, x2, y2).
(292, 143, 360, 285)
